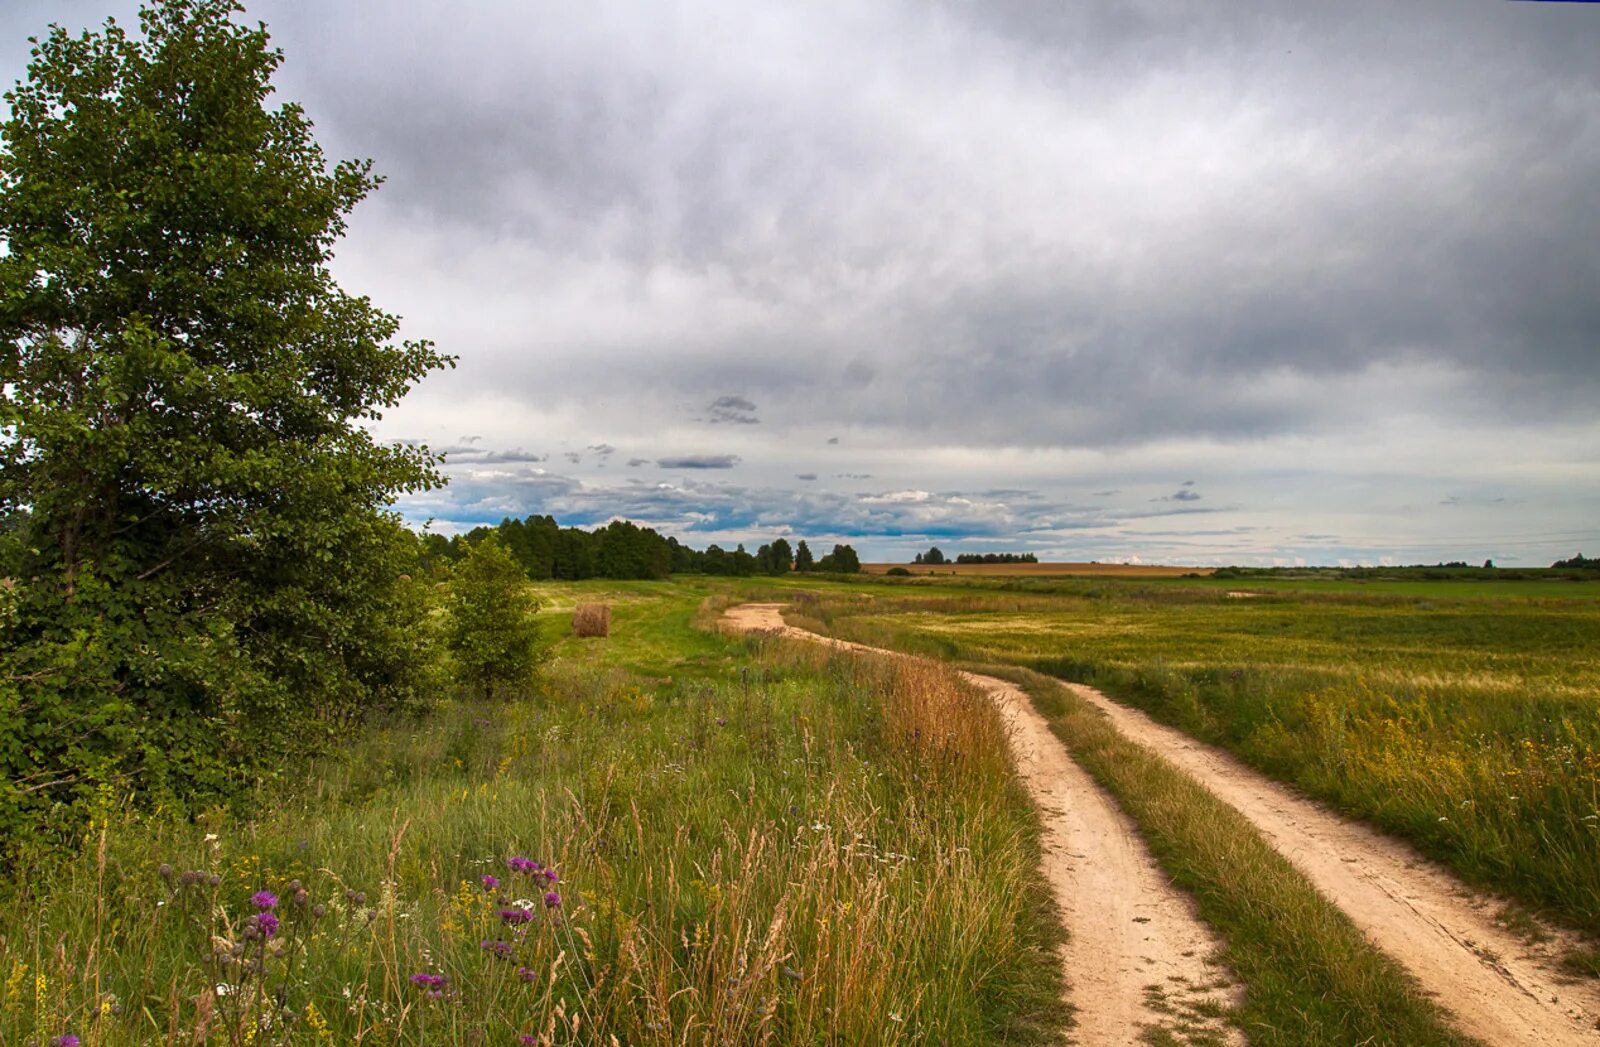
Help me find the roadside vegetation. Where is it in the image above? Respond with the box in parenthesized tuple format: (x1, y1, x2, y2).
(786, 578, 1600, 939)
(0, 582, 1067, 1045)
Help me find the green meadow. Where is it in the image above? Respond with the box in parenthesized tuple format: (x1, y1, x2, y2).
(1, 581, 1065, 1046)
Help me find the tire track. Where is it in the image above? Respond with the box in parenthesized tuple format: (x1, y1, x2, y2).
(724, 603, 1242, 1045)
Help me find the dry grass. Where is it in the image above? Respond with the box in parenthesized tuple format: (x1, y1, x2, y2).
(571, 602, 611, 637)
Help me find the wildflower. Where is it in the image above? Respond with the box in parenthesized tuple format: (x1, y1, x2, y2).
(500, 907, 534, 925)
(53, 1036, 80, 1047)
(516, 965, 538, 983)
(519, 1036, 543, 1045)
(544, 891, 561, 909)
(481, 874, 500, 890)
(408, 973, 448, 990)
(542, 868, 558, 884)
(252, 890, 279, 911)
(480, 939, 515, 960)
(158, 863, 174, 881)
(257, 913, 280, 939)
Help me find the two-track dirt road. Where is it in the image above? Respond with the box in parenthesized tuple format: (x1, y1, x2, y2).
(724, 602, 1600, 1046)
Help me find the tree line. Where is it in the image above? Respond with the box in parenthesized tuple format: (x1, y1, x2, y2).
(422, 514, 861, 580)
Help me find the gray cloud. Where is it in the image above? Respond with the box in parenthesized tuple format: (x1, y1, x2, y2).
(658, 455, 741, 469)
(706, 395, 760, 425)
(7, 1, 1597, 563)
(795, 472, 817, 481)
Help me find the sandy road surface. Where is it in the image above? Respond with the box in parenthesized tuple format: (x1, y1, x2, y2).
(724, 603, 1241, 1045)
(1058, 679, 1600, 1046)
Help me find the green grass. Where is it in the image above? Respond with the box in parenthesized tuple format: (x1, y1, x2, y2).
(0, 580, 1066, 1046)
(791, 579, 1600, 939)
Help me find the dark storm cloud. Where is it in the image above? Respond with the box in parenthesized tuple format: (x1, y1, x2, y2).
(181, 0, 1600, 448)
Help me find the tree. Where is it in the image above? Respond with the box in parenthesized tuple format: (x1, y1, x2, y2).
(816, 543, 861, 573)
(444, 536, 546, 700)
(794, 540, 815, 572)
(768, 537, 793, 574)
(919, 546, 946, 565)
(0, 0, 451, 840)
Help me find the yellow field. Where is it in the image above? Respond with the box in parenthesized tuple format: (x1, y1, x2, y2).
(862, 561, 1213, 578)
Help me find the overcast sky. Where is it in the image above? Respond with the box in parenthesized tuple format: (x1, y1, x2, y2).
(5, 1, 1598, 565)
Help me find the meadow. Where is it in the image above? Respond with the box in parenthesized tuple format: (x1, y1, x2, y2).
(0, 580, 1066, 1046)
(785, 576, 1600, 944)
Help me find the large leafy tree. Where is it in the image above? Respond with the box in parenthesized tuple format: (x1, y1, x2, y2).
(0, 0, 451, 841)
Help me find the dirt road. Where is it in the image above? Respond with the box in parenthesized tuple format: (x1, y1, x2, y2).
(724, 603, 1241, 1045)
(724, 603, 1600, 1046)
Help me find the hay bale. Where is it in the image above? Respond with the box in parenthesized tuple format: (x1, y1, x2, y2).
(572, 603, 612, 638)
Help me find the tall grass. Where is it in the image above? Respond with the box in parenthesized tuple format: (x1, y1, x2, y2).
(0, 592, 1064, 1045)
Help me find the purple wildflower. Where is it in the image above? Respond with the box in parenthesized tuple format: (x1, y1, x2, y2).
(251, 890, 278, 911)
(257, 912, 280, 939)
(53, 1037, 81, 1047)
(480, 939, 515, 960)
(544, 890, 561, 909)
(506, 856, 535, 874)
(408, 972, 448, 989)
(519, 1036, 543, 1045)
(499, 907, 534, 925)
(516, 965, 538, 983)
(542, 868, 558, 884)
(480, 874, 500, 890)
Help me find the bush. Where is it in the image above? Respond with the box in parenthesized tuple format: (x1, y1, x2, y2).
(572, 603, 612, 637)
(886, 567, 912, 577)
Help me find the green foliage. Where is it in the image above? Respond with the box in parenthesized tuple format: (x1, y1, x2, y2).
(914, 546, 946, 565)
(0, 0, 450, 845)
(816, 543, 862, 573)
(444, 535, 546, 698)
(794, 539, 816, 572)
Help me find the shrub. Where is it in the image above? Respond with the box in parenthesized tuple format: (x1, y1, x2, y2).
(572, 603, 612, 637)
(886, 567, 912, 577)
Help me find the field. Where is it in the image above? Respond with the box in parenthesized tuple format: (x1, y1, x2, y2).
(863, 562, 1213, 578)
(785, 576, 1600, 939)
(0, 580, 1065, 1046)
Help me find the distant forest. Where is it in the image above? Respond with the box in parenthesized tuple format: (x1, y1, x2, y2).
(913, 547, 1038, 565)
(421, 515, 861, 579)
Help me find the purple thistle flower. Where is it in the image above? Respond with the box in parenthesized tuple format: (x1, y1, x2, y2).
(519, 1036, 543, 1045)
(408, 972, 448, 989)
(542, 868, 558, 884)
(480, 874, 499, 890)
(479, 939, 515, 960)
(499, 907, 534, 925)
(251, 890, 278, 911)
(53, 1037, 81, 1047)
(506, 856, 535, 874)
(257, 912, 280, 939)
(426, 989, 444, 1000)
(516, 965, 538, 983)
(544, 890, 561, 909)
